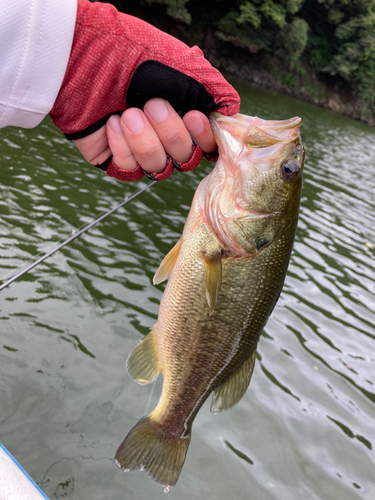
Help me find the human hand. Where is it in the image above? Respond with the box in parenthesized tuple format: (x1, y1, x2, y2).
(50, 0, 240, 181)
(73, 99, 217, 177)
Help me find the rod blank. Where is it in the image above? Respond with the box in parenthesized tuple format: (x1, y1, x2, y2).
(0, 181, 156, 292)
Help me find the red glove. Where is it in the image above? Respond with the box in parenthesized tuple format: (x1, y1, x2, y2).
(50, 0, 240, 181)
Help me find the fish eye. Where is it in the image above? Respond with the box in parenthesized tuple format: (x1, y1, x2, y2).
(281, 159, 299, 180)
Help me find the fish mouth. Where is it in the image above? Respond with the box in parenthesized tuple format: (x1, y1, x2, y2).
(243, 116, 301, 148)
(210, 113, 302, 148)
(211, 113, 301, 128)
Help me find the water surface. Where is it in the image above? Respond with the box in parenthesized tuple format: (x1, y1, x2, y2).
(0, 82, 374, 500)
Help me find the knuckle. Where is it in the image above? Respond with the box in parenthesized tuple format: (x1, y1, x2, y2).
(113, 153, 137, 170)
(88, 152, 109, 165)
(164, 128, 188, 149)
(114, 148, 134, 163)
(137, 141, 162, 161)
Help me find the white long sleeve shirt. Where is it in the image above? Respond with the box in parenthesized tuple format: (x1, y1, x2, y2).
(0, 0, 77, 129)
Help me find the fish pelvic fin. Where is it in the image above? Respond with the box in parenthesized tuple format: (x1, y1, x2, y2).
(211, 348, 257, 413)
(126, 325, 160, 385)
(153, 238, 182, 285)
(203, 249, 222, 316)
(114, 415, 191, 487)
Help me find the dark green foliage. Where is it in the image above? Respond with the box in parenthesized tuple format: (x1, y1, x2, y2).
(307, 32, 336, 70)
(216, 0, 307, 53)
(146, 0, 191, 23)
(328, 9, 375, 102)
(116, 0, 375, 104)
(278, 18, 309, 68)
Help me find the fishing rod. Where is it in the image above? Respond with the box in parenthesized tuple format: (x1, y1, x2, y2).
(0, 181, 156, 292)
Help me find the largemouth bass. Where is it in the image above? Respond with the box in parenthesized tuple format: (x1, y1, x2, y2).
(115, 112, 304, 487)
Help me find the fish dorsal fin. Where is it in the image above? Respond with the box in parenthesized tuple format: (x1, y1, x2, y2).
(203, 250, 222, 316)
(126, 325, 161, 385)
(153, 238, 182, 285)
(211, 347, 257, 413)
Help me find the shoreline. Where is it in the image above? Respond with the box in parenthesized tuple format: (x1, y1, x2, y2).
(114, 1, 375, 127)
(181, 29, 375, 127)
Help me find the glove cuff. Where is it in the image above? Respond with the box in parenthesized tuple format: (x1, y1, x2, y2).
(172, 139, 204, 173)
(101, 140, 206, 182)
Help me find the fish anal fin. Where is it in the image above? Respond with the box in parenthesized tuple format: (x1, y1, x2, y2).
(203, 249, 222, 316)
(211, 348, 257, 413)
(126, 325, 160, 385)
(153, 238, 182, 285)
(115, 415, 191, 487)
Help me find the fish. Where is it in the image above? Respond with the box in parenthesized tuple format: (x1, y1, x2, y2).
(114, 112, 305, 488)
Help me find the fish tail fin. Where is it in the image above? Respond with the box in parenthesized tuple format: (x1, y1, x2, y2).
(114, 415, 191, 487)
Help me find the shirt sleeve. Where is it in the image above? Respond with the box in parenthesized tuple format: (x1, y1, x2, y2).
(0, 0, 77, 129)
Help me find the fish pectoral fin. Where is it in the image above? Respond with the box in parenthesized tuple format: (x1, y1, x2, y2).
(126, 325, 161, 385)
(203, 249, 222, 316)
(211, 348, 257, 413)
(153, 238, 182, 285)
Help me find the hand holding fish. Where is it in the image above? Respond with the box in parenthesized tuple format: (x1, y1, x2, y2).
(49, 0, 240, 181)
(72, 101, 217, 177)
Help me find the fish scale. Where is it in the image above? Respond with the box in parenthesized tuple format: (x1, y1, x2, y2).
(115, 112, 304, 487)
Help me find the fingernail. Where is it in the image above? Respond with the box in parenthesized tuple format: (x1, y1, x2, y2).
(145, 99, 169, 122)
(184, 114, 204, 135)
(108, 115, 122, 134)
(123, 108, 145, 133)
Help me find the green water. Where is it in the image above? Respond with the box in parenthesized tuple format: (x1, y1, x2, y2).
(0, 81, 374, 500)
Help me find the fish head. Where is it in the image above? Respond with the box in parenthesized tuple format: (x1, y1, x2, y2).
(207, 113, 305, 255)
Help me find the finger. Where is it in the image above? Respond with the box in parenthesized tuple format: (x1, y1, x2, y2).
(183, 111, 217, 154)
(72, 125, 111, 165)
(143, 99, 193, 164)
(121, 108, 167, 173)
(106, 115, 137, 170)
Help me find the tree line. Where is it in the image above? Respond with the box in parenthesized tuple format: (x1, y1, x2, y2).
(115, 0, 375, 107)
